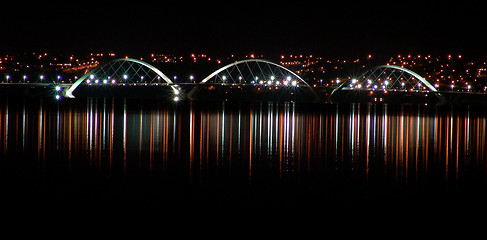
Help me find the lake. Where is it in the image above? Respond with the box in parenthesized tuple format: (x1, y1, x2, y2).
(1, 97, 487, 216)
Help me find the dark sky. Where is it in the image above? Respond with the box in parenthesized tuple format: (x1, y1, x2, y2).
(2, 1, 486, 57)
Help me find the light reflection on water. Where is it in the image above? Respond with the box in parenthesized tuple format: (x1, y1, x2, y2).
(1, 97, 487, 210)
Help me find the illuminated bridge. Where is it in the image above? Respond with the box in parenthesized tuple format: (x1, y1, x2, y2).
(0, 57, 459, 104)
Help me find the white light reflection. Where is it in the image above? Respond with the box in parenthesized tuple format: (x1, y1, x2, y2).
(22, 102, 26, 151)
(221, 102, 225, 156)
(123, 99, 127, 175)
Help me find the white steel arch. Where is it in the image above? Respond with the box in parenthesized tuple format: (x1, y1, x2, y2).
(65, 58, 173, 98)
(377, 65, 437, 92)
(200, 59, 310, 87)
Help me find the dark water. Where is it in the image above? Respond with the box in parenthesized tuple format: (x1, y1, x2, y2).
(2, 97, 487, 217)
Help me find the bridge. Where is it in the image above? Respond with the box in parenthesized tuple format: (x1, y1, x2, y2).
(0, 58, 465, 104)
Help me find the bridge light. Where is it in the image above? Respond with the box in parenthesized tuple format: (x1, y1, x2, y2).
(123, 74, 128, 80)
(267, 80, 272, 85)
(40, 75, 44, 80)
(286, 76, 292, 81)
(384, 80, 389, 86)
(270, 76, 275, 81)
(55, 94, 61, 100)
(173, 96, 180, 102)
(112, 80, 116, 84)
(352, 78, 357, 84)
(95, 79, 100, 84)
(5, 75, 10, 81)
(103, 79, 108, 84)
(90, 75, 95, 80)
(222, 76, 227, 81)
(174, 89, 180, 95)
(291, 80, 297, 86)
(55, 86, 62, 91)
(86, 80, 91, 84)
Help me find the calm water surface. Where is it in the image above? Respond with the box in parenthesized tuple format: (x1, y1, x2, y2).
(1, 97, 487, 214)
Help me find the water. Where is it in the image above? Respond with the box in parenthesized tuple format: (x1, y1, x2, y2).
(2, 97, 487, 216)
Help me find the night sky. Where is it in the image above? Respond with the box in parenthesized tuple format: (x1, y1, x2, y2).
(2, 1, 486, 57)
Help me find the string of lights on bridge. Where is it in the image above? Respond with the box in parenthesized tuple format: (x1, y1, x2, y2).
(2, 52, 487, 101)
